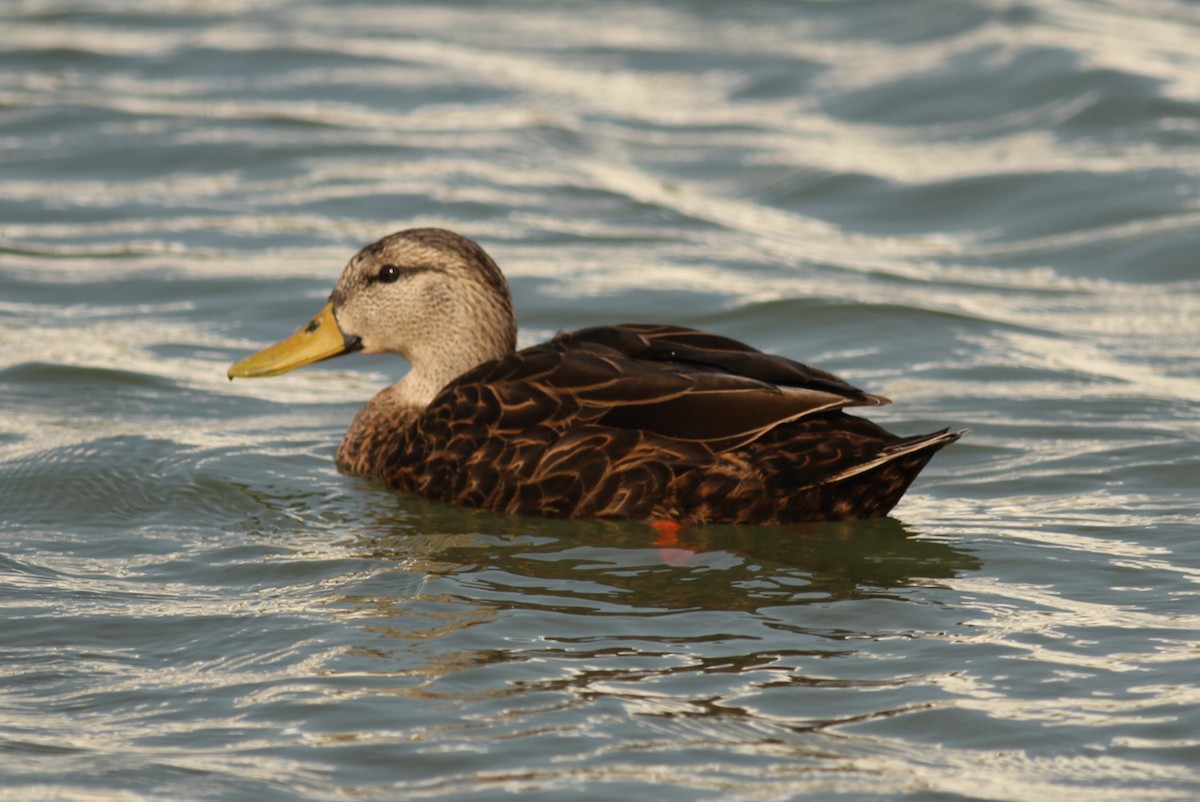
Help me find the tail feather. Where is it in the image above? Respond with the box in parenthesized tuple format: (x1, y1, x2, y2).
(820, 428, 965, 486)
(804, 428, 966, 520)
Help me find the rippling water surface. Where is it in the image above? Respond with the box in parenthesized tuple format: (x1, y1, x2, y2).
(2, 1, 1199, 799)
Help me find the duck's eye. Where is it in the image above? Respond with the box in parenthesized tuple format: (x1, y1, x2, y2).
(377, 264, 402, 284)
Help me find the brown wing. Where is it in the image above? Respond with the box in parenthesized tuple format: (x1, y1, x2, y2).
(460, 323, 888, 450)
(382, 323, 912, 520)
(601, 323, 886, 404)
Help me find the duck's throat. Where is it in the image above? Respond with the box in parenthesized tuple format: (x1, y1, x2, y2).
(335, 381, 422, 478)
(334, 335, 513, 478)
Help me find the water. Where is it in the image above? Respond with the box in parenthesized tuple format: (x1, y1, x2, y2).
(2, 1, 1198, 799)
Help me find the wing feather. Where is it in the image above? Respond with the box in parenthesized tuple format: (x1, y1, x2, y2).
(380, 323, 956, 523)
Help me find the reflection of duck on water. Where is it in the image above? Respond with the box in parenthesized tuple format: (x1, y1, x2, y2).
(349, 508, 982, 614)
(230, 229, 962, 524)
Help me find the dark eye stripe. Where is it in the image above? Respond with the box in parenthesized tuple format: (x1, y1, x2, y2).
(369, 264, 442, 285)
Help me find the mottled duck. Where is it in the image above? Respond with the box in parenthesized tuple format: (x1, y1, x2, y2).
(229, 228, 962, 524)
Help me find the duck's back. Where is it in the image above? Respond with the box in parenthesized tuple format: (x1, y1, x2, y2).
(363, 324, 960, 524)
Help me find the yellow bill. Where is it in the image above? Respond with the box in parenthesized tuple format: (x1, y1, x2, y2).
(228, 301, 354, 379)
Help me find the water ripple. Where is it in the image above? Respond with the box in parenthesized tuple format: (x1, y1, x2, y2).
(2, 0, 1199, 800)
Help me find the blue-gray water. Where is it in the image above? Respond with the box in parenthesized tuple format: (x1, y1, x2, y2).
(2, 1, 1198, 800)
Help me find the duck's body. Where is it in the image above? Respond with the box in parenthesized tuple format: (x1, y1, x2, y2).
(230, 228, 961, 524)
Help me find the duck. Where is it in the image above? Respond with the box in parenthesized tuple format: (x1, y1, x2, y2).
(228, 228, 962, 524)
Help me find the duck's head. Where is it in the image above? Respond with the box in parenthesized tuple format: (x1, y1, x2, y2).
(228, 228, 517, 402)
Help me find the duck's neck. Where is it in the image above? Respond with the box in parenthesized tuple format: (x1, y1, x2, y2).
(335, 327, 515, 478)
(335, 381, 421, 477)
